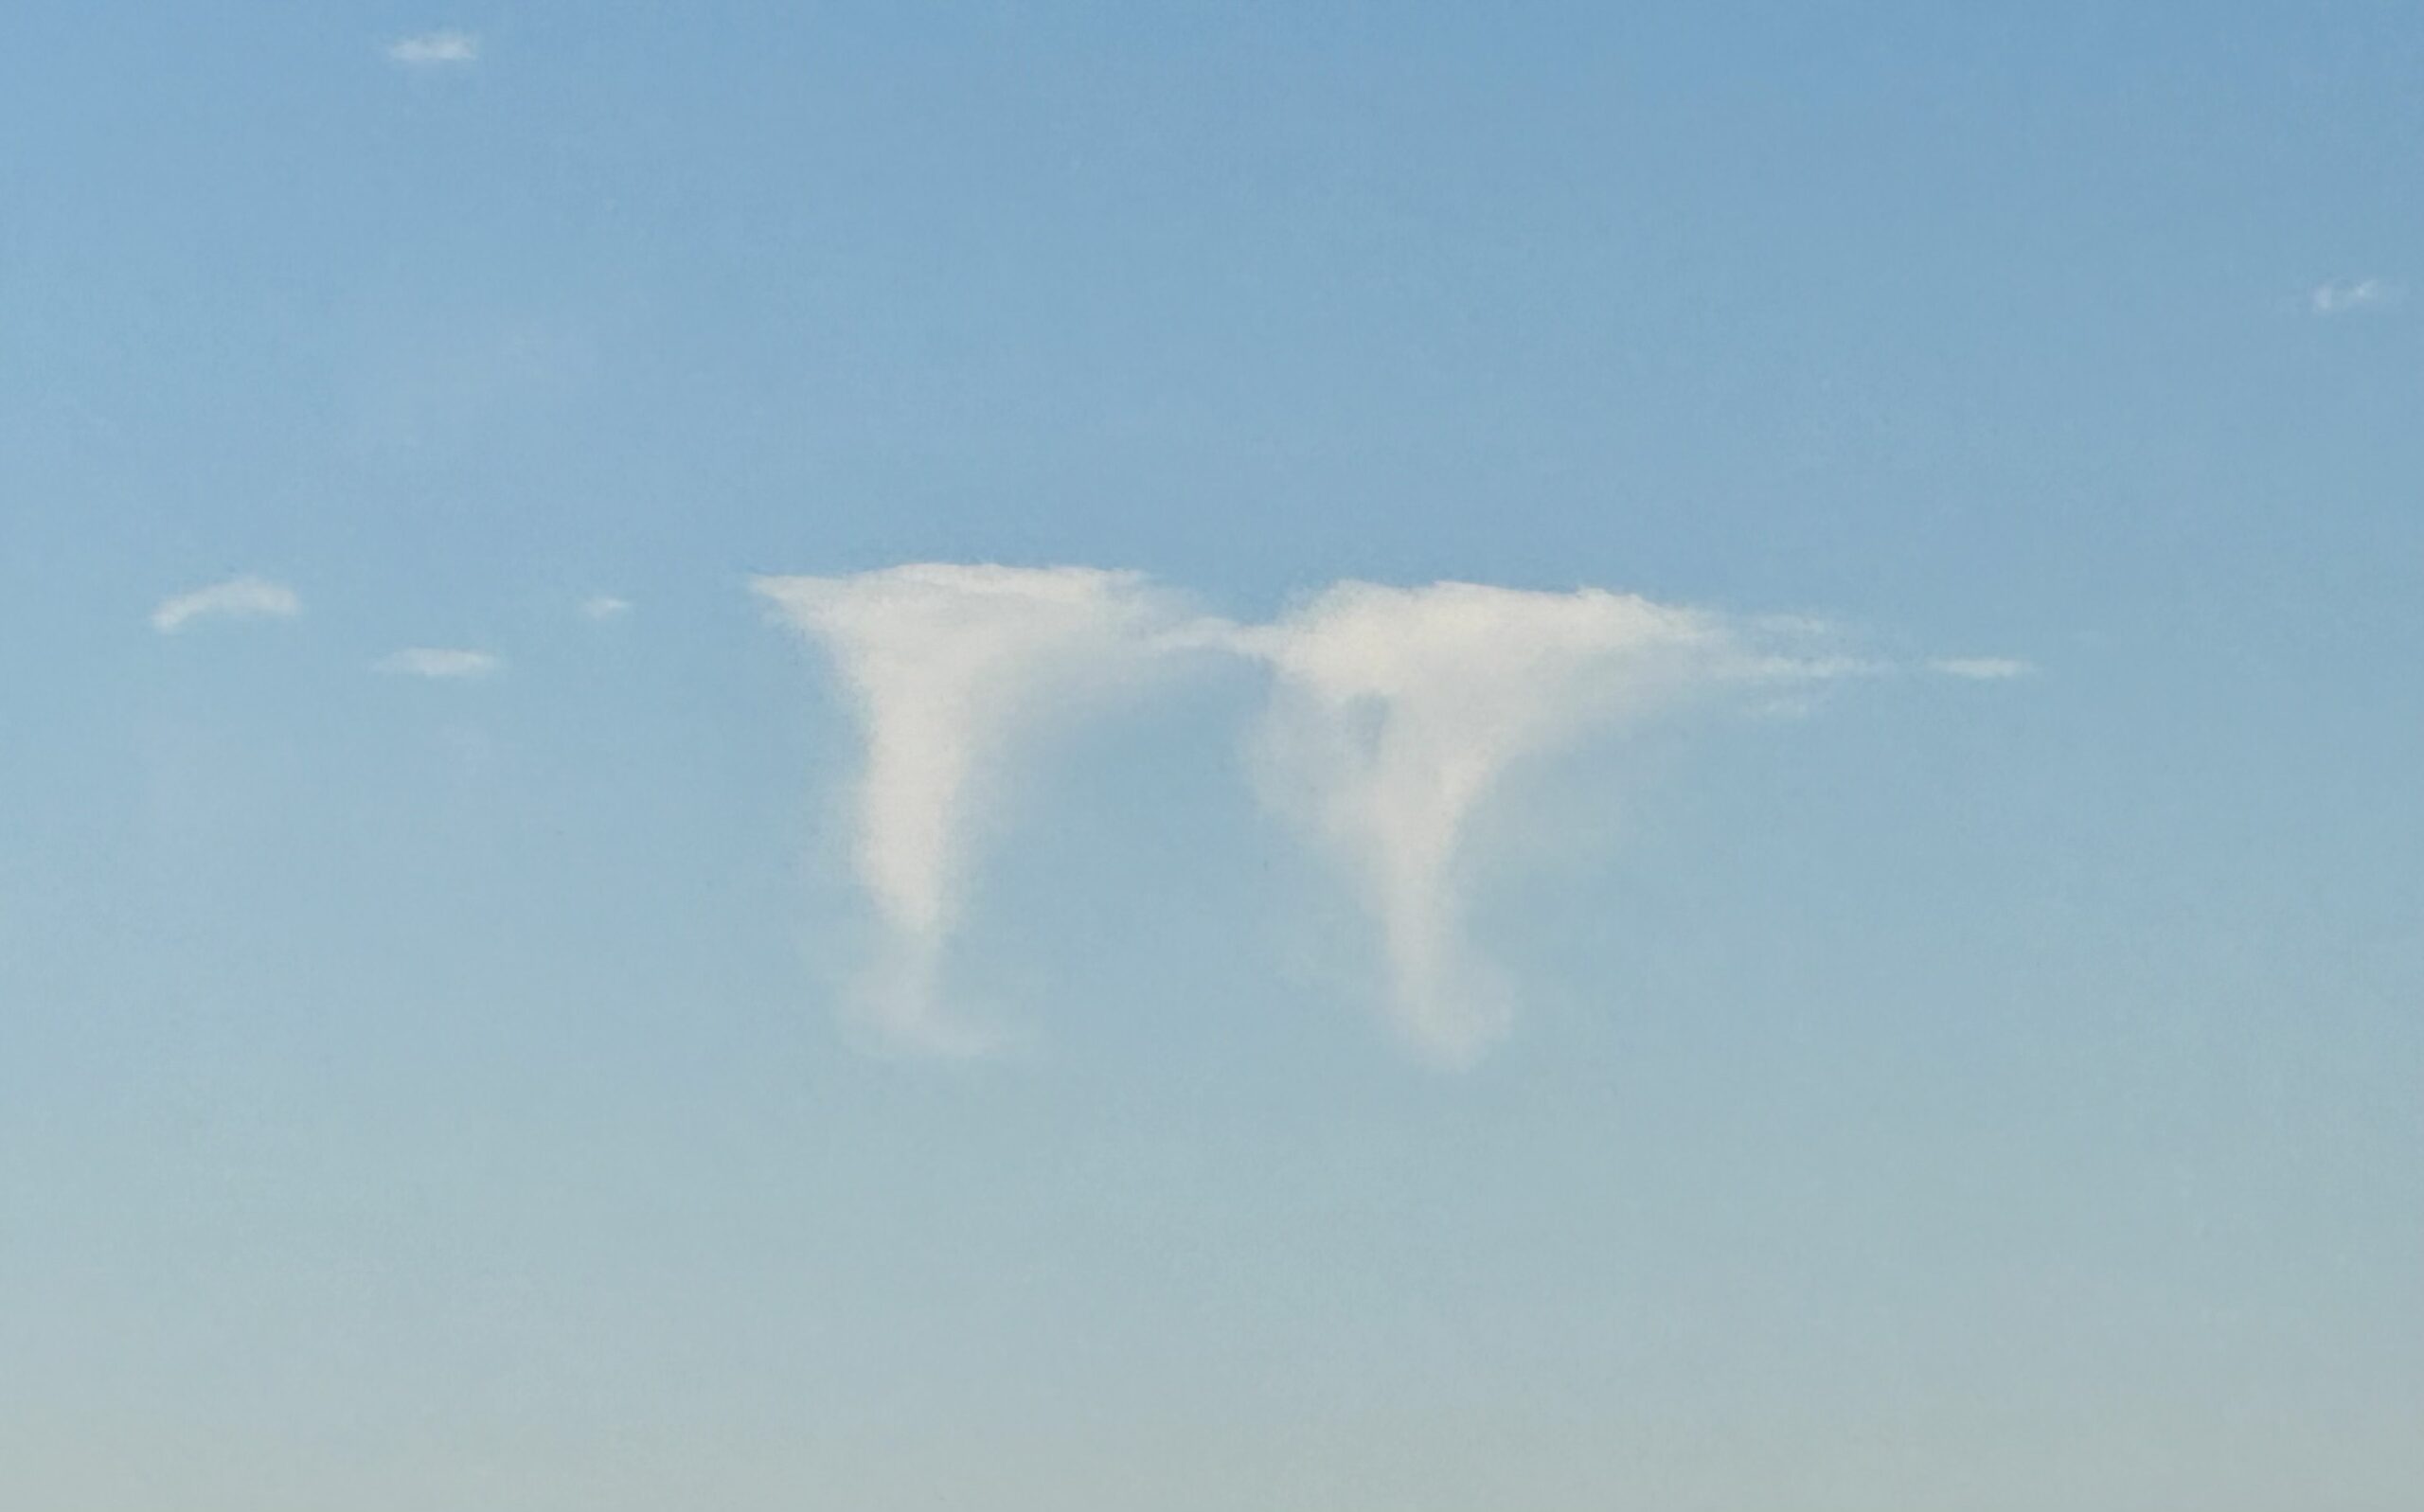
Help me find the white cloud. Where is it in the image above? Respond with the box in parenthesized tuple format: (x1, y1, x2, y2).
(386, 29, 479, 67)
(2310, 277, 2402, 315)
(580, 595, 633, 622)
(752, 565, 2014, 1067)
(1239, 582, 1846, 1066)
(755, 564, 1222, 1054)
(376, 647, 503, 680)
(1929, 656, 2035, 681)
(151, 576, 301, 634)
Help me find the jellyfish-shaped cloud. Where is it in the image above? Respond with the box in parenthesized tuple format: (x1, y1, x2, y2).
(1241, 581, 1843, 1065)
(754, 564, 1218, 1053)
(757, 565, 1990, 1065)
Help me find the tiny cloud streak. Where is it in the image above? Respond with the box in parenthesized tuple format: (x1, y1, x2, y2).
(151, 576, 301, 634)
(387, 30, 479, 66)
(1930, 656, 2035, 681)
(1239, 581, 1845, 1066)
(581, 595, 633, 621)
(2310, 278, 2402, 315)
(376, 648, 502, 679)
(755, 564, 1217, 1054)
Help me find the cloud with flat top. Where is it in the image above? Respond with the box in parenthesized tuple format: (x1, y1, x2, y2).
(151, 576, 301, 634)
(376, 647, 502, 680)
(755, 564, 1224, 1053)
(386, 29, 479, 66)
(757, 563, 2016, 1064)
(2310, 278, 2402, 315)
(1239, 581, 1855, 1064)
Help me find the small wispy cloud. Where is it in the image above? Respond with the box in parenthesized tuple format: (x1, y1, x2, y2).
(580, 595, 633, 622)
(756, 564, 1221, 1055)
(376, 648, 503, 680)
(2310, 278, 2403, 316)
(151, 575, 301, 634)
(1929, 656, 2036, 681)
(386, 29, 479, 67)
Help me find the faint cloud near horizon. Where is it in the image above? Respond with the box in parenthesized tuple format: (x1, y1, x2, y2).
(151, 576, 301, 634)
(1929, 656, 2036, 681)
(376, 648, 503, 680)
(2309, 278, 2402, 316)
(386, 29, 479, 67)
(580, 595, 633, 622)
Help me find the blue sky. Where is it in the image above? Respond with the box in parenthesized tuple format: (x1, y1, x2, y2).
(3, 3, 2420, 1506)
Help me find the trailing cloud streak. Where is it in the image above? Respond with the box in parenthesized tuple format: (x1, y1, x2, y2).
(2309, 276, 2401, 315)
(376, 648, 502, 680)
(151, 575, 300, 633)
(386, 30, 479, 66)
(1242, 581, 1839, 1065)
(755, 564, 1216, 1052)
(1930, 655, 2035, 681)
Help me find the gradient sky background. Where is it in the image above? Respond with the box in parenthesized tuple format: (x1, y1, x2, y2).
(4, 3, 2421, 1507)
